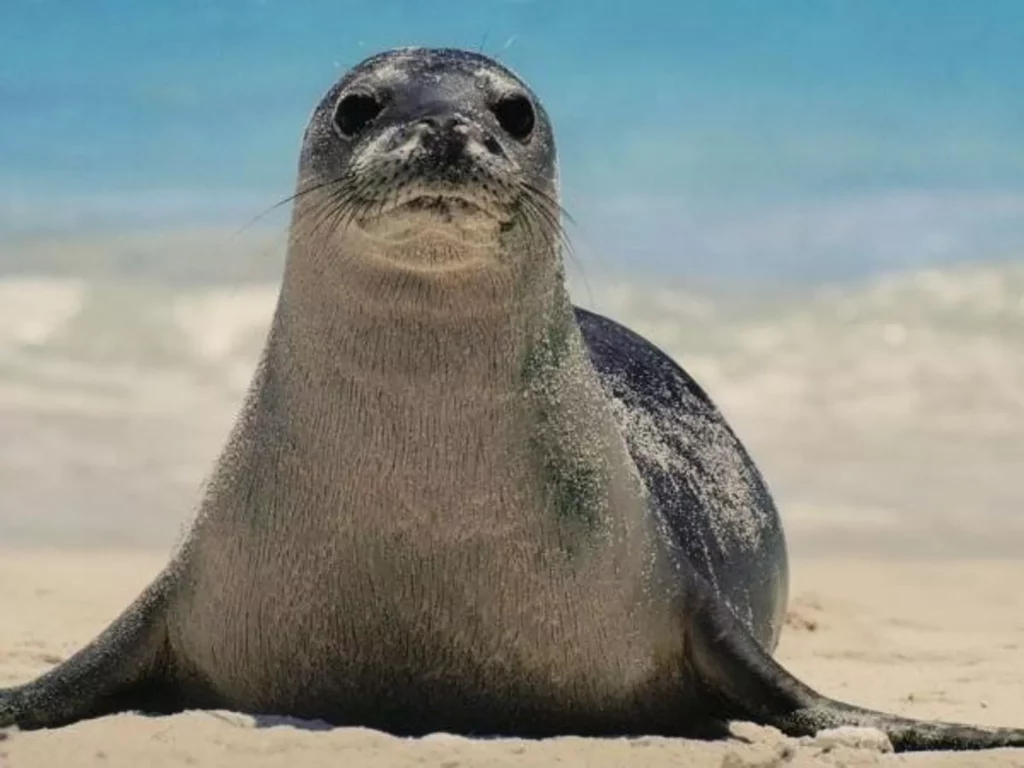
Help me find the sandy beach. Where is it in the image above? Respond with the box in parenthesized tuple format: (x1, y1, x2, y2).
(2, 550, 1023, 767)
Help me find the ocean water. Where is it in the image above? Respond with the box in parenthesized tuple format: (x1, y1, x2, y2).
(3, 1, 1024, 278)
(2, 2, 1024, 552)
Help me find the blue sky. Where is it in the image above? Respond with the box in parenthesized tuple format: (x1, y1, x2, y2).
(2, 0, 1023, 279)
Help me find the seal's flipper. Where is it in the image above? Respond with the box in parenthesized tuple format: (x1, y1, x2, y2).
(0, 573, 176, 730)
(686, 586, 1024, 752)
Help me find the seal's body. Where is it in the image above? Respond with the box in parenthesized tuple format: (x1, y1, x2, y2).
(1, 48, 1021, 753)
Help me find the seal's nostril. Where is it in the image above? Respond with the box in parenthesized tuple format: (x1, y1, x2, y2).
(483, 135, 504, 157)
(416, 115, 469, 136)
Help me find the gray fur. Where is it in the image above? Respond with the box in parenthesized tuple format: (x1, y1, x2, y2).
(1, 47, 1023, 752)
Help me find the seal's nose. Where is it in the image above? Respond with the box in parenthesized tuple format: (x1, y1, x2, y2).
(411, 115, 467, 163)
(412, 114, 505, 160)
(414, 115, 461, 134)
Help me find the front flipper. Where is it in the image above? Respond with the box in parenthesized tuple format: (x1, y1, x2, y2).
(686, 584, 1024, 752)
(0, 570, 177, 730)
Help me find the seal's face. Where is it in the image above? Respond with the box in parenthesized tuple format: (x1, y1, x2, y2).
(296, 48, 559, 253)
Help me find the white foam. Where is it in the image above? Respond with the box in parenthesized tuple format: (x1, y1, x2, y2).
(0, 278, 86, 347)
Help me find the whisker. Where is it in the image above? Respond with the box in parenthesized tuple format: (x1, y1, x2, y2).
(307, 187, 354, 243)
(517, 198, 543, 251)
(519, 186, 576, 259)
(517, 195, 553, 246)
(517, 184, 589, 300)
(520, 181, 576, 227)
(293, 172, 384, 244)
(235, 176, 354, 237)
(321, 187, 362, 241)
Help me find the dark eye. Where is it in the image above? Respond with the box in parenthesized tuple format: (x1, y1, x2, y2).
(333, 92, 383, 138)
(491, 93, 535, 141)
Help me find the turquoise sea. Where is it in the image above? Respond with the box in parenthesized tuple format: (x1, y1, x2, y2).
(3, 0, 1024, 280)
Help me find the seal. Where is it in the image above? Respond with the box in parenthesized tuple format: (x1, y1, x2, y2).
(1, 47, 1022, 753)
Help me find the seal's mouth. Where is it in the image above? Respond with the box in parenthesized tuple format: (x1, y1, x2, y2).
(394, 192, 489, 219)
(368, 182, 510, 227)
(336, 179, 515, 255)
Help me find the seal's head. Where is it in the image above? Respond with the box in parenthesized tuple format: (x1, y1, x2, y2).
(293, 48, 560, 268)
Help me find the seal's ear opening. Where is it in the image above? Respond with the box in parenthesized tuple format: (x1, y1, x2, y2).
(491, 94, 535, 141)
(334, 92, 384, 138)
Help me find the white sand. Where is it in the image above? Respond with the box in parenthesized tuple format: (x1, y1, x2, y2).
(2, 550, 1022, 767)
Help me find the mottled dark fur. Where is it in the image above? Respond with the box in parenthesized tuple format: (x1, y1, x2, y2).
(577, 307, 788, 650)
(1, 48, 1022, 753)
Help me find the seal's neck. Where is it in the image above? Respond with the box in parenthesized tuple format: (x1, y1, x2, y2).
(215, 220, 654, 576)
(273, 229, 571, 394)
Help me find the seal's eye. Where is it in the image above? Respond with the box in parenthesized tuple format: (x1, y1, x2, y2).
(333, 92, 383, 138)
(491, 93, 535, 141)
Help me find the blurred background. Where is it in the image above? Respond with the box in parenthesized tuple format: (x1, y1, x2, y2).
(1, 0, 1023, 554)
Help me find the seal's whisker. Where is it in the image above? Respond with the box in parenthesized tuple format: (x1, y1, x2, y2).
(517, 187, 577, 265)
(312, 195, 358, 243)
(520, 181, 576, 227)
(323, 189, 364, 239)
(519, 196, 563, 256)
(301, 190, 340, 242)
(518, 182, 581, 274)
(518, 182, 570, 237)
(302, 176, 381, 241)
(513, 194, 549, 250)
(516, 193, 556, 245)
(236, 176, 356, 236)
(516, 201, 545, 254)
(345, 177, 384, 229)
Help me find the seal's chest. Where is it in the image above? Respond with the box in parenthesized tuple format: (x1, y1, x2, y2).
(181, 469, 672, 715)
(175, 397, 678, 715)
(242, 526, 674, 724)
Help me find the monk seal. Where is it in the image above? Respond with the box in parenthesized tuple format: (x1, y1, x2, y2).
(1, 47, 1022, 753)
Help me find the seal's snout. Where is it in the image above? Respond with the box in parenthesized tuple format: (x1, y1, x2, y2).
(411, 114, 506, 163)
(411, 115, 471, 164)
(359, 103, 521, 225)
